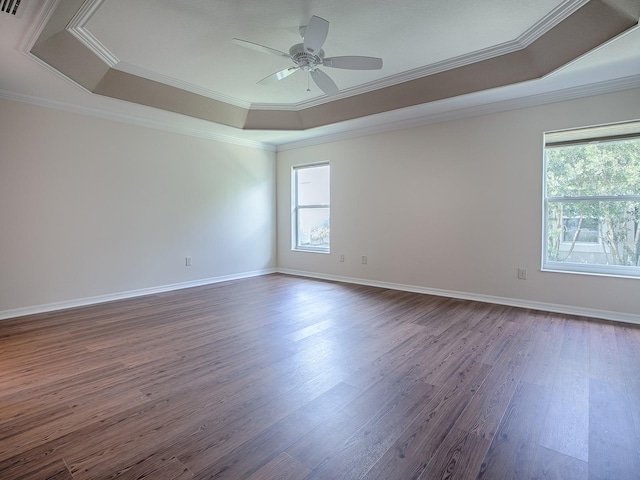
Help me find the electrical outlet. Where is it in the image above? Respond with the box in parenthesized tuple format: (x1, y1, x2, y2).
(517, 267, 527, 280)
(185, 256, 192, 267)
(362, 255, 367, 264)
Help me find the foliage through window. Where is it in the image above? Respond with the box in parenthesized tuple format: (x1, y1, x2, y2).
(544, 121, 640, 277)
(293, 163, 330, 252)
(562, 217, 600, 244)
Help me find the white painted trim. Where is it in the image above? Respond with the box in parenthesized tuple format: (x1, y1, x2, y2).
(68, 26, 119, 67)
(67, 0, 105, 30)
(0, 269, 277, 321)
(3, 267, 637, 325)
(2, 73, 639, 154)
(3, 74, 638, 154)
(277, 268, 640, 326)
(276, 75, 640, 151)
(516, 0, 589, 47)
(0, 90, 277, 151)
(19, 0, 61, 52)
(66, 0, 118, 66)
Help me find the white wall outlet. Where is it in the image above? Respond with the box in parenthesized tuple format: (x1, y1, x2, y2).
(185, 256, 192, 267)
(339, 254, 345, 263)
(517, 267, 527, 280)
(362, 255, 367, 264)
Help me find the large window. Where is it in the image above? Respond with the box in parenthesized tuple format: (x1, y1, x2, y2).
(293, 163, 330, 252)
(543, 121, 640, 278)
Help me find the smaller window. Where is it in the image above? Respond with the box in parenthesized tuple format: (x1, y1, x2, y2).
(292, 163, 330, 252)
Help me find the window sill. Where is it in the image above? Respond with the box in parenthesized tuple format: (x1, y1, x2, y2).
(542, 262, 640, 280)
(292, 247, 330, 254)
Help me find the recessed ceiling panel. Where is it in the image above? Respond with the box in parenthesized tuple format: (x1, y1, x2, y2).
(84, 0, 569, 105)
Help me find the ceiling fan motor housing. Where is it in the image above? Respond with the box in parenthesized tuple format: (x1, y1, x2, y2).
(289, 43, 324, 70)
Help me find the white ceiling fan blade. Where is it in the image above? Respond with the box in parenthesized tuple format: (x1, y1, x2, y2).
(323, 56, 383, 70)
(258, 67, 300, 85)
(231, 38, 290, 59)
(303, 16, 329, 54)
(310, 69, 339, 96)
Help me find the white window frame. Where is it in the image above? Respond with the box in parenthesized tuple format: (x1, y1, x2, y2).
(292, 162, 330, 253)
(542, 121, 640, 279)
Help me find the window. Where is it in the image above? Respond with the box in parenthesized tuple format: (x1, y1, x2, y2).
(293, 163, 330, 252)
(543, 121, 640, 278)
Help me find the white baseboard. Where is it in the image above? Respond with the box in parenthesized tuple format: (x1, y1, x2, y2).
(0, 268, 277, 321)
(277, 268, 640, 326)
(3, 267, 637, 326)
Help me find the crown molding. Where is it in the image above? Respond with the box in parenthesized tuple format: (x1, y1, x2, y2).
(19, 1, 96, 95)
(2, 74, 638, 154)
(2, 71, 638, 155)
(19, 0, 61, 52)
(66, 0, 115, 64)
(0, 89, 276, 151)
(517, 0, 589, 46)
(67, 0, 104, 28)
(276, 75, 640, 151)
(68, 26, 119, 67)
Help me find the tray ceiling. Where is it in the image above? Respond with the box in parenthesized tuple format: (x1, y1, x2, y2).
(1, 0, 639, 141)
(82, 0, 572, 106)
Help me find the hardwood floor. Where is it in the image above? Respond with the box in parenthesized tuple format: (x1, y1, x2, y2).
(1, 273, 639, 479)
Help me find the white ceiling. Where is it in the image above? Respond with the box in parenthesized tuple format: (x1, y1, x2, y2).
(1, 0, 639, 148)
(84, 0, 570, 106)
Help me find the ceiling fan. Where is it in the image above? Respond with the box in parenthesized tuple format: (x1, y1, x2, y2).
(231, 15, 383, 96)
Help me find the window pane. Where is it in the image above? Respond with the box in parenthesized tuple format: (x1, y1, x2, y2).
(297, 208, 330, 249)
(297, 165, 329, 206)
(547, 200, 640, 266)
(562, 217, 599, 243)
(546, 139, 640, 197)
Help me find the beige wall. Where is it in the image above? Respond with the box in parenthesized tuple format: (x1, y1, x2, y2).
(277, 88, 640, 321)
(2, 88, 639, 321)
(0, 99, 276, 314)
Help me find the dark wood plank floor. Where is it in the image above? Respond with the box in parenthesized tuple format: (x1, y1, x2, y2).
(1, 274, 639, 479)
